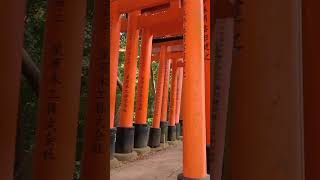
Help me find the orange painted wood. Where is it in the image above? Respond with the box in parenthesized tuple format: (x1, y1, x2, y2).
(302, 1, 320, 180)
(119, 11, 140, 128)
(160, 58, 171, 122)
(110, 3, 121, 128)
(175, 63, 184, 124)
(135, 29, 153, 124)
(32, 1, 86, 180)
(169, 60, 178, 126)
(0, 1, 26, 179)
(80, 1, 108, 179)
(204, 0, 211, 146)
(120, 10, 183, 37)
(152, 45, 167, 128)
(229, 0, 304, 179)
(113, 0, 170, 13)
(182, 0, 207, 178)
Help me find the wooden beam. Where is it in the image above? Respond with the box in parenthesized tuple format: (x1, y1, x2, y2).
(120, 9, 183, 37)
(113, 0, 170, 14)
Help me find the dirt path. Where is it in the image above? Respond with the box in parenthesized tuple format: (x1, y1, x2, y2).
(110, 143, 183, 180)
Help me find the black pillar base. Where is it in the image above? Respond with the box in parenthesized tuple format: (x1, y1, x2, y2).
(168, 125, 177, 141)
(177, 174, 210, 180)
(133, 123, 150, 148)
(179, 119, 183, 135)
(110, 127, 117, 159)
(176, 123, 181, 139)
(148, 128, 161, 148)
(206, 144, 211, 174)
(160, 121, 168, 143)
(115, 127, 135, 154)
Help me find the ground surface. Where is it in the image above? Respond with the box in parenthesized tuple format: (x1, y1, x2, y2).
(110, 142, 183, 180)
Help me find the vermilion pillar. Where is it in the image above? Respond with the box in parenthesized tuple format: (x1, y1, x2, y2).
(80, 1, 108, 180)
(110, 1, 121, 159)
(115, 11, 140, 154)
(168, 60, 178, 141)
(179, 0, 208, 179)
(148, 45, 166, 148)
(175, 64, 184, 139)
(32, 1, 86, 180)
(134, 28, 153, 148)
(110, 2, 121, 129)
(0, 1, 26, 179)
(160, 57, 171, 143)
(203, 0, 211, 175)
(229, 0, 304, 179)
(302, 1, 320, 180)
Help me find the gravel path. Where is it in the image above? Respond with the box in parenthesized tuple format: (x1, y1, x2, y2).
(110, 142, 183, 180)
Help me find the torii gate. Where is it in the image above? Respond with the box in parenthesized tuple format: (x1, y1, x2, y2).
(111, 0, 209, 179)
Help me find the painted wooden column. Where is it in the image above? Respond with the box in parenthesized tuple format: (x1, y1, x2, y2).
(149, 45, 166, 148)
(168, 59, 178, 141)
(160, 58, 171, 143)
(228, 0, 304, 180)
(179, 0, 208, 179)
(302, 1, 320, 180)
(116, 11, 140, 154)
(203, 0, 211, 175)
(32, 1, 86, 180)
(134, 29, 153, 149)
(110, 2, 121, 129)
(211, 0, 234, 179)
(80, 1, 108, 179)
(175, 63, 184, 139)
(110, 1, 121, 160)
(0, 1, 26, 179)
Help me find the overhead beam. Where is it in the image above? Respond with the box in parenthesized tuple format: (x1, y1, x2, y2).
(120, 9, 183, 37)
(113, 0, 170, 14)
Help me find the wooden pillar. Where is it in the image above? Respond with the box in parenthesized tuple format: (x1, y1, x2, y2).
(168, 60, 178, 141)
(0, 1, 26, 179)
(212, 0, 234, 179)
(32, 1, 86, 180)
(110, 2, 121, 129)
(161, 58, 171, 122)
(169, 60, 178, 127)
(175, 64, 183, 124)
(302, 1, 320, 180)
(80, 1, 108, 179)
(204, 0, 211, 148)
(116, 11, 140, 154)
(180, 0, 208, 179)
(152, 45, 166, 129)
(175, 64, 183, 139)
(228, 0, 304, 179)
(148, 45, 166, 148)
(118, 11, 140, 128)
(135, 29, 153, 124)
(134, 28, 153, 148)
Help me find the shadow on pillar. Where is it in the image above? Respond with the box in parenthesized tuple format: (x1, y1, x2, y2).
(206, 145, 211, 174)
(179, 119, 183, 135)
